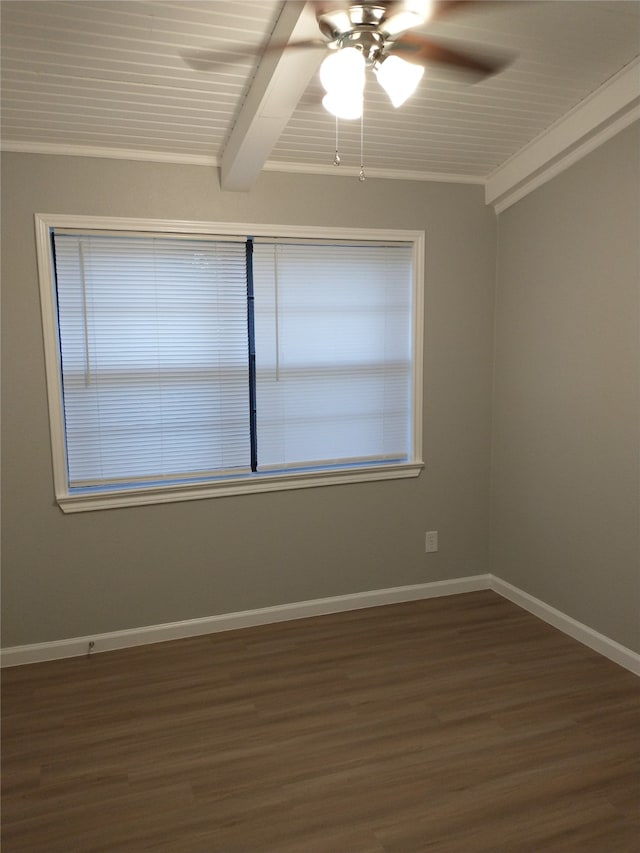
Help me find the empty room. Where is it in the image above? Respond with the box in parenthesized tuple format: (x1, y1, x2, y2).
(1, 1, 639, 851)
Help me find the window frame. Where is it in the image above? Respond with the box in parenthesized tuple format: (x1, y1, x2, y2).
(35, 214, 425, 513)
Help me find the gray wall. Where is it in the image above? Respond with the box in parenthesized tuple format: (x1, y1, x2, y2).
(491, 122, 640, 652)
(1, 154, 497, 646)
(4, 127, 638, 655)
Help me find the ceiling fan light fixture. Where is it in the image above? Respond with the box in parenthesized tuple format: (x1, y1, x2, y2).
(320, 47, 365, 119)
(375, 54, 424, 108)
(322, 90, 363, 120)
(320, 47, 365, 94)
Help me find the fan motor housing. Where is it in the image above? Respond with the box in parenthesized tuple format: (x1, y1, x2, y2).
(317, 3, 388, 41)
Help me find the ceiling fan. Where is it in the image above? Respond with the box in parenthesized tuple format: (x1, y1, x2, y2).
(184, 1, 511, 119)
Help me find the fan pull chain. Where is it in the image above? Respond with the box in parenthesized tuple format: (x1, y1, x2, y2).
(359, 106, 366, 182)
(333, 116, 341, 166)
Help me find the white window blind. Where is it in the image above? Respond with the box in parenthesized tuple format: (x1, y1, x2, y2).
(53, 233, 251, 488)
(44, 219, 421, 509)
(252, 240, 413, 471)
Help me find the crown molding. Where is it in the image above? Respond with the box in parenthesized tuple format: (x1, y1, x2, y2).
(0, 141, 219, 167)
(486, 58, 640, 213)
(1, 140, 482, 186)
(262, 159, 485, 184)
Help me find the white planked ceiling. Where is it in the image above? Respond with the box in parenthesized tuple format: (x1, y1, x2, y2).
(1, 0, 639, 192)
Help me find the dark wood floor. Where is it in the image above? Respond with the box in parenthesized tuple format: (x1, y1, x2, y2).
(2, 590, 639, 852)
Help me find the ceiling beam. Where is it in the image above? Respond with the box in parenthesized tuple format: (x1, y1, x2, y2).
(485, 58, 640, 212)
(220, 1, 323, 192)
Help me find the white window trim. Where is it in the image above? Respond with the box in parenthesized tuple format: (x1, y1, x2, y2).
(35, 214, 425, 513)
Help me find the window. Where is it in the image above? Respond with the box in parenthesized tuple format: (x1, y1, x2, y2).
(36, 216, 424, 511)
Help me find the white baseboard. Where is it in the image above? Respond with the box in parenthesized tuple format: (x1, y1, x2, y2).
(0, 575, 489, 668)
(490, 576, 640, 677)
(3, 574, 638, 676)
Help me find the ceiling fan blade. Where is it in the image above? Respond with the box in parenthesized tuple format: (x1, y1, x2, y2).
(182, 39, 327, 72)
(435, 0, 530, 15)
(183, 2, 514, 74)
(430, 0, 489, 21)
(381, 2, 434, 36)
(388, 32, 510, 79)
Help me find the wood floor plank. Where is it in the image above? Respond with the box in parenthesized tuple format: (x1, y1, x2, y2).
(2, 590, 638, 852)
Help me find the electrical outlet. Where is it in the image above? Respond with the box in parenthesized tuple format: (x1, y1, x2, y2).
(425, 530, 438, 553)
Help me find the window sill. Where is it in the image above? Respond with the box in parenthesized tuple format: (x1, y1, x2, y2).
(56, 462, 424, 513)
